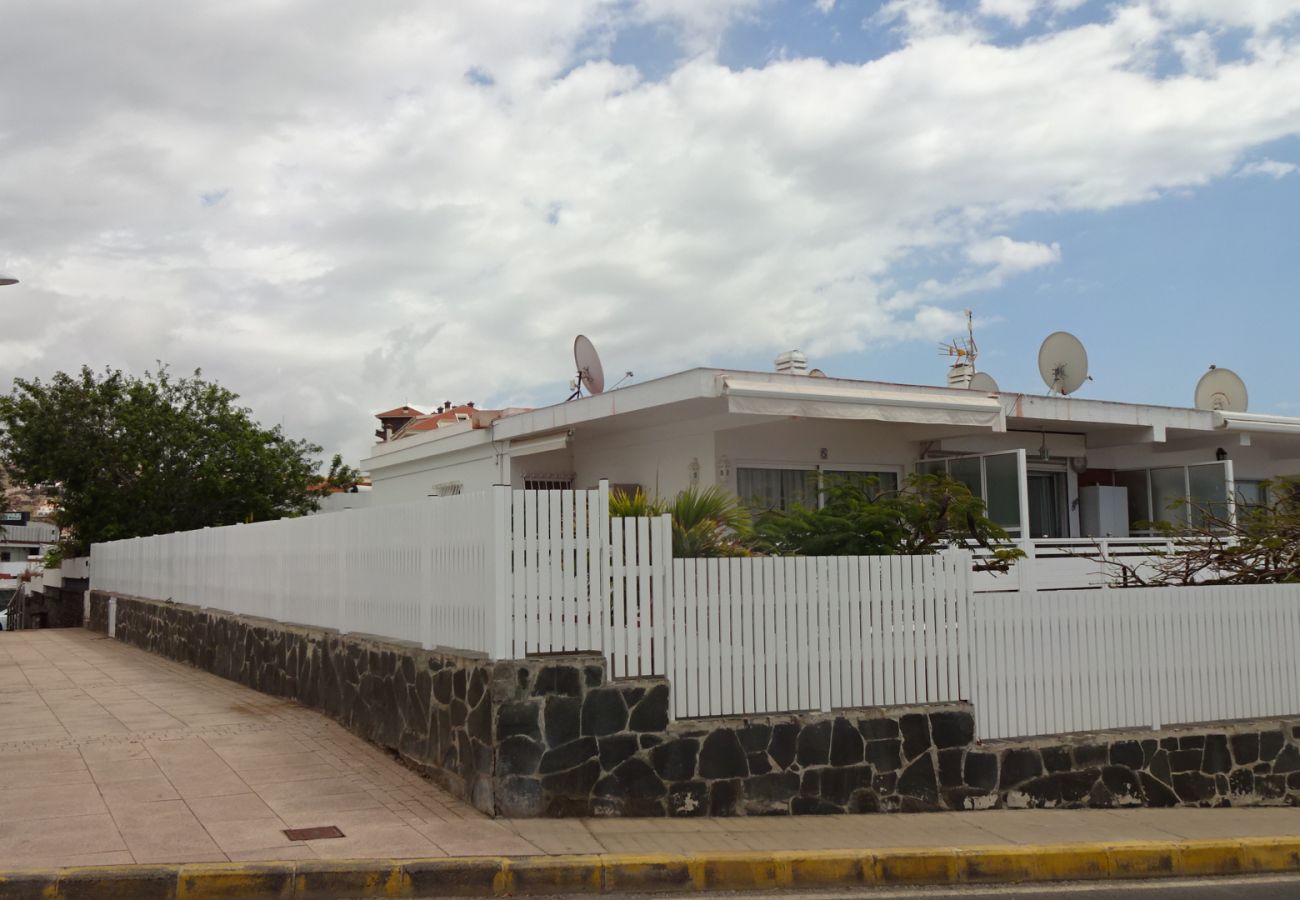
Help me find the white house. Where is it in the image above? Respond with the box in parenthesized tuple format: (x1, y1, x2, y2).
(0, 518, 59, 581)
(361, 358, 1300, 547)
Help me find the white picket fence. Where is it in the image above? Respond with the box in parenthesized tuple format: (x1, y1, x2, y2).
(664, 554, 970, 719)
(91, 486, 1300, 742)
(968, 583, 1300, 740)
(94, 491, 525, 656)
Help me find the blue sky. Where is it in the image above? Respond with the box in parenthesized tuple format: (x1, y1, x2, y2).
(607, 1, 1300, 413)
(2, 0, 1299, 460)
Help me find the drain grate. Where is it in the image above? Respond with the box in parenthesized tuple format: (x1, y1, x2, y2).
(284, 826, 345, 841)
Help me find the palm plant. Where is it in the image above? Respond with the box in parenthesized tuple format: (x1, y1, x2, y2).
(609, 485, 751, 557)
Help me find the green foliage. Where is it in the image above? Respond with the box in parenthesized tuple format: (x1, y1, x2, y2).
(752, 472, 1021, 567)
(0, 365, 326, 555)
(321, 454, 362, 492)
(609, 485, 751, 557)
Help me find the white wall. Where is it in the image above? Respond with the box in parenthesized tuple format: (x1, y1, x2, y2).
(573, 422, 715, 501)
(367, 447, 500, 504)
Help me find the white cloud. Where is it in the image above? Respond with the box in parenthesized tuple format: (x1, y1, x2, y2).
(966, 237, 1063, 272)
(815, 0, 836, 13)
(1236, 158, 1299, 178)
(2, 1, 1300, 465)
(979, 0, 1039, 28)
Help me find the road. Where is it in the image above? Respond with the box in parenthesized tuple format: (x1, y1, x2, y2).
(528, 875, 1300, 899)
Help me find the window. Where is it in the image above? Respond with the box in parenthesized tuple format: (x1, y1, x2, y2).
(432, 482, 462, 497)
(737, 468, 815, 512)
(0, 551, 9, 562)
(1114, 461, 1232, 532)
(917, 451, 1024, 538)
(1236, 480, 1267, 509)
(737, 467, 899, 513)
(523, 474, 574, 491)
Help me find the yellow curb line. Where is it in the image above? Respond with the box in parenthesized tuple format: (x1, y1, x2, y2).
(0, 837, 1297, 898)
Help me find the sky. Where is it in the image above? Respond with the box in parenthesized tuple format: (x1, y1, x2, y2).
(2, 0, 1299, 468)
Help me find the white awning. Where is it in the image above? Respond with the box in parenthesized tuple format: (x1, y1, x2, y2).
(1215, 411, 1300, 436)
(722, 378, 1005, 430)
(509, 431, 572, 457)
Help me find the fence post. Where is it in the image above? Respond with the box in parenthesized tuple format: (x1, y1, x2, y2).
(488, 484, 512, 660)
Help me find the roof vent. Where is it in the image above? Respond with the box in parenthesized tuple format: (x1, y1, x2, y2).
(947, 362, 974, 388)
(774, 350, 808, 376)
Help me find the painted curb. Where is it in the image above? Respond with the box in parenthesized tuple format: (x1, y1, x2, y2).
(0, 837, 1297, 898)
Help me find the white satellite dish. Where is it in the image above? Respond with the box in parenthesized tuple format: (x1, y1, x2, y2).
(568, 334, 605, 400)
(969, 372, 999, 393)
(1194, 366, 1248, 413)
(1037, 331, 1089, 396)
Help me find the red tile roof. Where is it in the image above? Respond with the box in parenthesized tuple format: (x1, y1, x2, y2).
(375, 406, 424, 419)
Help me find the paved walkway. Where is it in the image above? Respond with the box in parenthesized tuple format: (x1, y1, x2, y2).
(3, 630, 1300, 871)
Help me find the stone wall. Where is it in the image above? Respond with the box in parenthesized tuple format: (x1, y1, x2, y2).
(88, 591, 1300, 817)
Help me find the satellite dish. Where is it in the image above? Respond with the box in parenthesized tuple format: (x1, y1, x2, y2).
(1194, 366, 1248, 412)
(568, 335, 605, 400)
(0, 273, 18, 286)
(969, 372, 999, 393)
(1037, 331, 1089, 395)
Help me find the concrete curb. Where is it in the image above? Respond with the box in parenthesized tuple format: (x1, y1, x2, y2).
(1, 837, 1297, 898)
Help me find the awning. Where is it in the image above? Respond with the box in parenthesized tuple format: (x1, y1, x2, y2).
(722, 378, 1005, 430)
(1215, 411, 1300, 436)
(509, 431, 572, 457)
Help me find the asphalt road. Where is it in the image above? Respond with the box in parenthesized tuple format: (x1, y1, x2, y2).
(519, 875, 1300, 899)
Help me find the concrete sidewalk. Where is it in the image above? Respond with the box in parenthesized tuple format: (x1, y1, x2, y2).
(3, 629, 1299, 873)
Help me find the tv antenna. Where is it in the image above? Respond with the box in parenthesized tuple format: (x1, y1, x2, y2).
(567, 334, 605, 401)
(1194, 365, 1248, 412)
(1037, 331, 1090, 396)
(938, 309, 978, 367)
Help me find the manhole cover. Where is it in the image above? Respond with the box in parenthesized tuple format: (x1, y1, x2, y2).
(284, 826, 345, 841)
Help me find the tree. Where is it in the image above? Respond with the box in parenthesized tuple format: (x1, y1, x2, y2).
(319, 454, 363, 492)
(0, 365, 326, 555)
(1099, 477, 1300, 586)
(609, 485, 752, 557)
(751, 472, 1021, 569)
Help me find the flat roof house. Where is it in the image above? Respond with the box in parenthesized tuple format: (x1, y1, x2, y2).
(362, 359, 1300, 549)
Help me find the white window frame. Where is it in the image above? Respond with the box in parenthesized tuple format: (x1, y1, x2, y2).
(916, 449, 1028, 539)
(1115, 460, 1235, 533)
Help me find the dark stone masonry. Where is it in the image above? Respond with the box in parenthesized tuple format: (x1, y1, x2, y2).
(89, 591, 1300, 817)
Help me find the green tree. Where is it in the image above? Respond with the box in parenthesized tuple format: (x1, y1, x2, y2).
(320, 454, 362, 492)
(751, 472, 1021, 568)
(0, 365, 326, 555)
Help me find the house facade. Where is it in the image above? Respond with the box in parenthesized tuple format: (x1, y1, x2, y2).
(361, 360, 1300, 544)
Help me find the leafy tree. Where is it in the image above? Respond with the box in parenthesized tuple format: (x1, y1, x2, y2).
(319, 454, 363, 492)
(0, 365, 326, 555)
(1100, 477, 1300, 586)
(609, 485, 752, 557)
(751, 472, 1021, 568)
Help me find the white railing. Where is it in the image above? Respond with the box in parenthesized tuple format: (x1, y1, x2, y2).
(968, 583, 1300, 740)
(969, 537, 1184, 593)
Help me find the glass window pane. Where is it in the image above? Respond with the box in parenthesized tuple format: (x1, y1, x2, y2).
(1150, 466, 1188, 526)
(737, 468, 782, 511)
(1188, 463, 1229, 528)
(1114, 469, 1150, 532)
(783, 469, 816, 510)
(916, 460, 947, 476)
(1236, 480, 1266, 508)
(984, 453, 1022, 534)
(948, 457, 983, 500)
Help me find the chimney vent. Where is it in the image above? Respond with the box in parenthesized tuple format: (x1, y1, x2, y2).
(774, 350, 808, 376)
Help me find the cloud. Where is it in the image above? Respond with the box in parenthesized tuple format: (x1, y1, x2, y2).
(2, 1, 1300, 466)
(978, 0, 1039, 28)
(1236, 158, 1299, 179)
(966, 237, 1062, 273)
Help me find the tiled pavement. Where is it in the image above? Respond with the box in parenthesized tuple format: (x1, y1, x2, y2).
(3, 630, 1299, 870)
